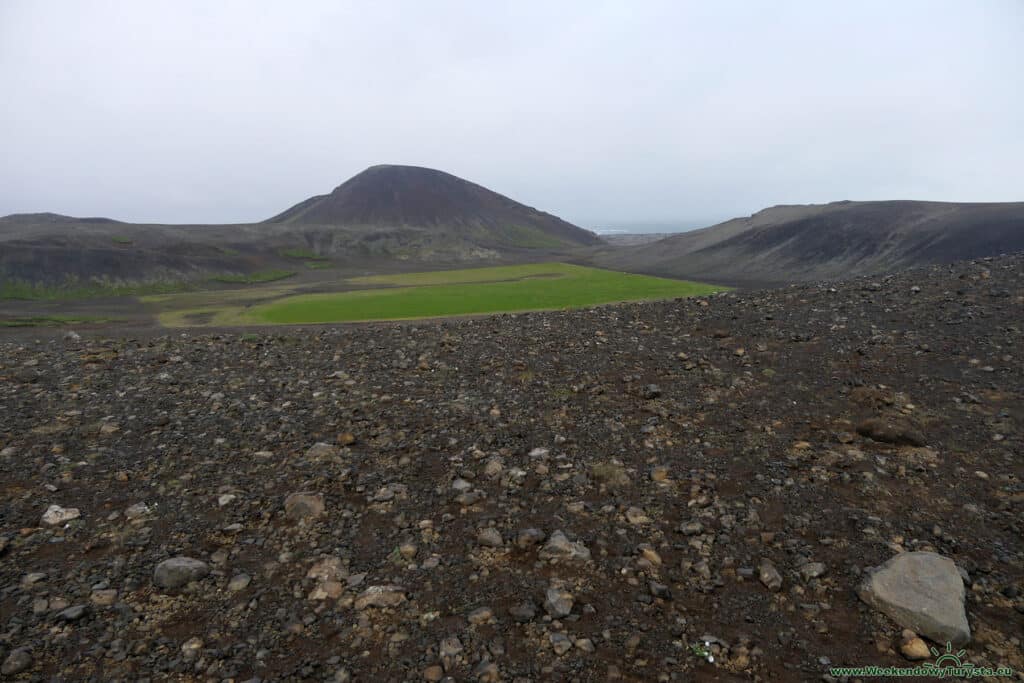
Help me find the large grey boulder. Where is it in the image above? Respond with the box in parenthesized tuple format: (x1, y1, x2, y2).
(857, 551, 970, 646)
(154, 556, 210, 589)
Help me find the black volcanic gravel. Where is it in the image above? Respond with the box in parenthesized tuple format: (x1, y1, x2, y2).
(1, 255, 1022, 681)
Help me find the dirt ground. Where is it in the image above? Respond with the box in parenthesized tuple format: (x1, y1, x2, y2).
(0, 254, 1021, 681)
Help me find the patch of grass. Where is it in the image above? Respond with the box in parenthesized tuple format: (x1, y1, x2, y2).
(209, 270, 296, 284)
(305, 261, 333, 270)
(111, 236, 133, 245)
(249, 263, 724, 325)
(0, 315, 118, 327)
(350, 262, 570, 287)
(218, 246, 240, 256)
(0, 278, 193, 301)
(280, 248, 328, 260)
(497, 225, 568, 249)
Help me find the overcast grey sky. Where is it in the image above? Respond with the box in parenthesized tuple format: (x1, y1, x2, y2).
(1, 1, 1021, 228)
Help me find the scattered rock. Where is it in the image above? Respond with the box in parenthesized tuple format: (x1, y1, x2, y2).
(467, 606, 494, 625)
(477, 527, 503, 547)
(857, 551, 971, 646)
(856, 418, 927, 447)
(515, 528, 546, 548)
(40, 504, 80, 526)
(538, 530, 591, 562)
(759, 558, 782, 592)
(354, 585, 406, 610)
(544, 586, 574, 617)
(284, 492, 325, 521)
(1, 648, 32, 676)
(228, 573, 252, 591)
(899, 631, 931, 661)
(590, 462, 631, 488)
(154, 556, 211, 589)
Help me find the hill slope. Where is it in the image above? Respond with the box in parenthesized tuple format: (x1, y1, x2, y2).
(0, 167, 600, 286)
(267, 164, 601, 249)
(597, 200, 1024, 285)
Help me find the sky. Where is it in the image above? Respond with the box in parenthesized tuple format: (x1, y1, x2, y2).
(1, 1, 1022, 229)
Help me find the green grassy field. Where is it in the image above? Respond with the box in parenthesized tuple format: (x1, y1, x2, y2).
(0, 315, 119, 327)
(0, 279, 195, 301)
(209, 269, 296, 284)
(155, 263, 724, 327)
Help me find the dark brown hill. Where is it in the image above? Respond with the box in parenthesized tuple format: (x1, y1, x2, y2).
(0, 167, 601, 285)
(266, 165, 601, 248)
(596, 200, 1024, 285)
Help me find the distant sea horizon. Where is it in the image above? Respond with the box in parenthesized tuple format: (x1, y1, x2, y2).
(586, 219, 725, 235)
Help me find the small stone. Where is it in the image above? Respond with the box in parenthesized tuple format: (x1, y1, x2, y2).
(509, 601, 536, 622)
(590, 462, 631, 488)
(650, 465, 670, 482)
(284, 492, 325, 521)
(639, 545, 663, 566)
(439, 636, 464, 658)
(856, 418, 926, 447)
(307, 557, 346, 581)
(468, 606, 494, 625)
(305, 442, 339, 459)
(228, 573, 252, 591)
(550, 632, 573, 655)
(649, 581, 672, 600)
(423, 664, 444, 681)
(625, 507, 651, 525)
(477, 527, 503, 547)
(354, 585, 406, 609)
(680, 520, 704, 535)
(759, 558, 783, 592)
(483, 457, 504, 478)
(539, 530, 591, 562)
(474, 661, 500, 682)
(21, 572, 47, 588)
(181, 636, 204, 660)
(154, 556, 210, 589)
(516, 528, 546, 548)
(90, 589, 118, 606)
(41, 504, 80, 526)
(218, 493, 237, 507)
(57, 604, 88, 621)
(1, 648, 32, 676)
(899, 632, 930, 661)
(124, 502, 150, 519)
(575, 638, 596, 653)
(800, 562, 827, 581)
(544, 586, 574, 617)
(308, 581, 344, 600)
(399, 541, 418, 559)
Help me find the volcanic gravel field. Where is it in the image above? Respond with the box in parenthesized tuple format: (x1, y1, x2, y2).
(1, 255, 1022, 682)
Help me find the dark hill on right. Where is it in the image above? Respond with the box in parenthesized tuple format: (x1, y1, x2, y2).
(595, 200, 1024, 285)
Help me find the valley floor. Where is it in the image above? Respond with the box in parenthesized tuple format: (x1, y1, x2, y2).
(0, 255, 1021, 681)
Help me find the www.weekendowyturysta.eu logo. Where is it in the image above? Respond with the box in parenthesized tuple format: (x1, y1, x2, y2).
(829, 642, 1016, 678)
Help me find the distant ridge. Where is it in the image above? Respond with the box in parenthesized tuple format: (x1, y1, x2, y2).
(266, 164, 601, 248)
(597, 200, 1024, 285)
(0, 212, 121, 224)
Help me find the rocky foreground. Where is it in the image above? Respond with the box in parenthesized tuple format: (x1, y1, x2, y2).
(1, 255, 1022, 682)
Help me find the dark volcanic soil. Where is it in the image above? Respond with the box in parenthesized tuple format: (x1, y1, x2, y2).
(1, 255, 1022, 682)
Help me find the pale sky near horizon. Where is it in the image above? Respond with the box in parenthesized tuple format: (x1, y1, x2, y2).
(1, 0, 1021, 229)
